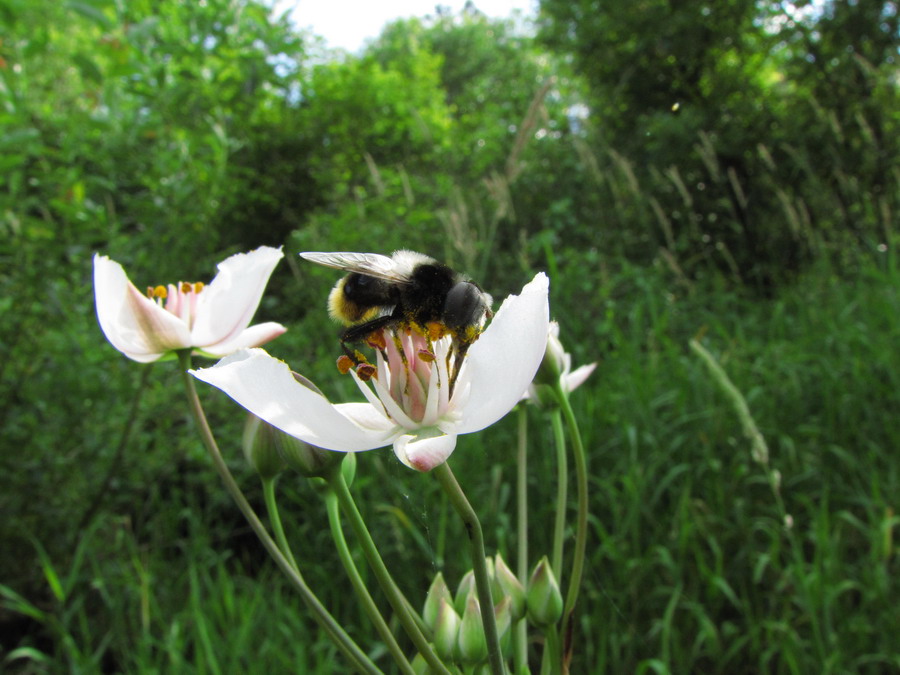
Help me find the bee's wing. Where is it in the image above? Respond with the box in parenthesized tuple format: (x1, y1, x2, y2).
(299, 251, 412, 283)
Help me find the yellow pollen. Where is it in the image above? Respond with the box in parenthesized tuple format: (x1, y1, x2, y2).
(426, 321, 447, 341)
(147, 285, 168, 299)
(366, 331, 387, 350)
(336, 355, 354, 374)
(193, 281, 204, 293)
(417, 348, 436, 363)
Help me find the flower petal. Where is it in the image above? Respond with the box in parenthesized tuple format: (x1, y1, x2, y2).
(393, 432, 458, 472)
(199, 321, 287, 357)
(565, 363, 597, 393)
(93, 254, 192, 362)
(454, 273, 550, 434)
(190, 349, 395, 452)
(333, 402, 398, 435)
(191, 246, 284, 348)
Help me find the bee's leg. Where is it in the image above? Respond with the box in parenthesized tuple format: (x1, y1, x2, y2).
(340, 314, 397, 346)
(337, 314, 399, 379)
(448, 340, 471, 395)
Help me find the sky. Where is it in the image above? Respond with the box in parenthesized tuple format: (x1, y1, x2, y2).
(271, 0, 538, 53)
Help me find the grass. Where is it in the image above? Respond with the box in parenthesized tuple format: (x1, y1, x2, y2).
(2, 256, 897, 673)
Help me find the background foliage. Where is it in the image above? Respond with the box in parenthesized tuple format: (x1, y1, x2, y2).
(1, 0, 897, 672)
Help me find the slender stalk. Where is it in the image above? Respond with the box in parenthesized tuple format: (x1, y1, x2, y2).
(554, 385, 588, 664)
(177, 351, 381, 675)
(324, 465, 452, 675)
(324, 489, 417, 675)
(541, 627, 562, 675)
(76, 365, 153, 535)
(261, 477, 299, 572)
(689, 339, 827, 662)
(514, 407, 529, 674)
(433, 462, 506, 675)
(550, 409, 567, 579)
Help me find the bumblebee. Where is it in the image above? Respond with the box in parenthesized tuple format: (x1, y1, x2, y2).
(300, 250, 493, 359)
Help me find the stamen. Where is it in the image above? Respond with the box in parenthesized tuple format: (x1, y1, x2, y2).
(417, 348, 436, 363)
(356, 363, 377, 381)
(336, 355, 355, 374)
(147, 285, 168, 300)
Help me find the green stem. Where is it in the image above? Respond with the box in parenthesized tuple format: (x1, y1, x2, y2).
(541, 627, 562, 675)
(514, 407, 528, 674)
(433, 462, 506, 675)
(550, 409, 567, 579)
(261, 477, 299, 572)
(325, 465, 451, 675)
(324, 489, 417, 675)
(76, 365, 153, 535)
(554, 386, 588, 660)
(177, 351, 381, 675)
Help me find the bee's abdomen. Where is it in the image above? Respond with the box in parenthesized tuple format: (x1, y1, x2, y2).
(329, 273, 397, 325)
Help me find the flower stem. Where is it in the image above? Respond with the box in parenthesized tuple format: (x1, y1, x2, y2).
(541, 626, 562, 675)
(514, 407, 529, 674)
(433, 461, 507, 675)
(177, 351, 381, 675)
(324, 488, 417, 675)
(261, 477, 299, 572)
(324, 465, 451, 675)
(550, 409, 567, 579)
(76, 365, 153, 535)
(553, 385, 588, 664)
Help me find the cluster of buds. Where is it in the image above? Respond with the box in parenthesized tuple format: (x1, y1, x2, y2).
(419, 554, 563, 668)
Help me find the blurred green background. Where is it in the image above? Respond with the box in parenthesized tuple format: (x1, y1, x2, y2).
(1, 0, 897, 672)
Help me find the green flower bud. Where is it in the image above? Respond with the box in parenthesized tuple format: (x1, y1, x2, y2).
(341, 451, 357, 487)
(423, 572, 453, 630)
(409, 653, 429, 675)
(494, 553, 526, 622)
(526, 556, 563, 628)
(532, 323, 566, 387)
(433, 598, 461, 662)
(242, 414, 286, 480)
(493, 596, 513, 658)
(456, 592, 487, 665)
(275, 430, 344, 478)
(454, 570, 476, 616)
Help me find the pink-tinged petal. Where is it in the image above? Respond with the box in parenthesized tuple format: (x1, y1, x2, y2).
(94, 254, 192, 362)
(199, 321, 287, 357)
(565, 363, 597, 393)
(190, 348, 394, 452)
(454, 273, 550, 434)
(393, 432, 458, 472)
(191, 247, 283, 348)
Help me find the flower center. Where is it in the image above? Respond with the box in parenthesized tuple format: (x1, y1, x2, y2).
(347, 326, 465, 430)
(146, 281, 205, 328)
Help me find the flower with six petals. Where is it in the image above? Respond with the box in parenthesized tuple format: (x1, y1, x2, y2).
(191, 273, 549, 471)
(94, 246, 286, 363)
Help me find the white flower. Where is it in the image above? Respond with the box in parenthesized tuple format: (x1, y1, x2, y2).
(94, 246, 286, 363)
(191, 273, 550, 471)
(522, 321, 595, 403)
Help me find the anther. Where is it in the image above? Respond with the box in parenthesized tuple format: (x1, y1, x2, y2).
(366, 331, 387, 350)
(356, 363, 377, 381)
(336, 355, 354, 374)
